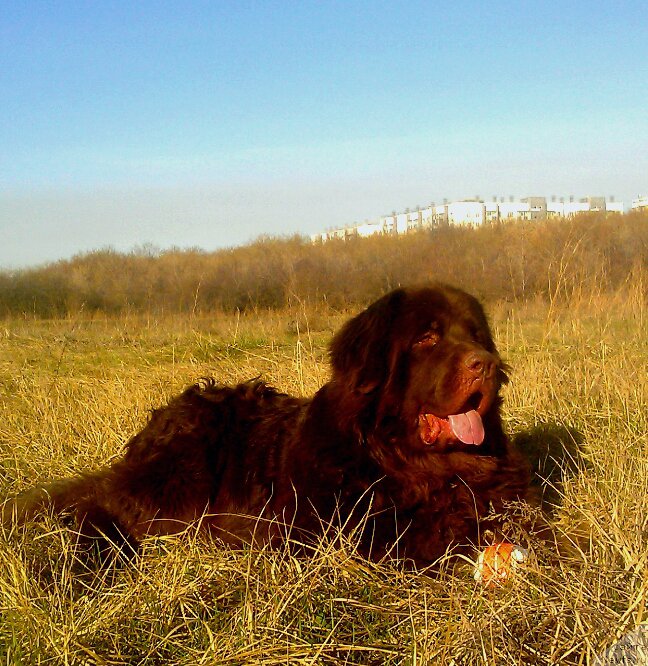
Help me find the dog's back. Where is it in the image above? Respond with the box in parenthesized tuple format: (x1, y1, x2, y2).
(2, 379, 308, 553)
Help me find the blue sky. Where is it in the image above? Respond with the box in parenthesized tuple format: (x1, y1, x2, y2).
(1, 1, 647, 268)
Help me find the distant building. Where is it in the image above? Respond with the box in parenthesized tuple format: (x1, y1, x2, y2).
(498, 200, 528, 220)
(485, 201, 499, 223)
(313, 194, 625, 242)
(447, 200, 485, 225)
(522, 197, 548, 220)
(407, 209, 422, 231)
(432, 204, 448, 226)
(328, 227, 353, 240)
(632, 195, 648, 211)
(395, 212, 409, 234)
(546, 200, 565, 218)
(420, 206, 434, 227)
(355, 221, 384, 238)
(380, 214, 397, 235)
(562, 201, 588, 216)
(587, 196, 607, 212)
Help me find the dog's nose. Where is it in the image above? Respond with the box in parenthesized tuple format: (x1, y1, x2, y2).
(464, 350, 497, 378)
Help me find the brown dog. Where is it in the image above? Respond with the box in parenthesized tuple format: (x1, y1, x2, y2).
(2, 284, 532, 566)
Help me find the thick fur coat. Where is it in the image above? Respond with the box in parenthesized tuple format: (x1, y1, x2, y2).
(2, 284, 531, 565)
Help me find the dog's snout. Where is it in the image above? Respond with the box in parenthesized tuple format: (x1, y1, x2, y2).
(464, 350, 497, 378)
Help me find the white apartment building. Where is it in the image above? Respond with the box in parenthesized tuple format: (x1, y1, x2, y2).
(499, 201, 531, 221)
(447, 200, 485, 225)
(548, 196, 619, 218)
(379, 215, 396, 234)
(313, 195, 626, 242)
(485, 202, 499, 223)
(432, 204, 448, 225)
(395, 212, 409, 234)
(632, 195, 648, 211)
(355, 221, 384, 238)
(407, 210, 421, 231)
(563, 201, 591, 216)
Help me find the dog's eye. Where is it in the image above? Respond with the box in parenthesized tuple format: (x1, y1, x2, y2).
(414, 329, 440, 348)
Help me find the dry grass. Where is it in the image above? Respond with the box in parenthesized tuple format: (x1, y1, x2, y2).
(0, 290, 646, 665)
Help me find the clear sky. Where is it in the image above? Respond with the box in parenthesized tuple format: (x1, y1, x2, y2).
(1, 1, 647, 268)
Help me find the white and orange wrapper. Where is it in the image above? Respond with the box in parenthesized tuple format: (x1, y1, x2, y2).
(473, 542, 529, 586)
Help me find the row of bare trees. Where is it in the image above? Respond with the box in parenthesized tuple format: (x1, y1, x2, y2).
(1, 212, 646, 318)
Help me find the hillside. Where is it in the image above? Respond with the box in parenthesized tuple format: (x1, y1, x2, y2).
(1, 211, 646, 317)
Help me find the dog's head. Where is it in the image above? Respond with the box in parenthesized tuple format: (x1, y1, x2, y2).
(329, 284, 508, 453)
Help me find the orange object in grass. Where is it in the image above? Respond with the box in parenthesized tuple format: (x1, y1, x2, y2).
(474, 542, 529, 586)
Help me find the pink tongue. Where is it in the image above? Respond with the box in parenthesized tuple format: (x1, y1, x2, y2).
(448, 410, 485, 445)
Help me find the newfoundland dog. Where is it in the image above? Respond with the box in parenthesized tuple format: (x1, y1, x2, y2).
(2, 284, 532, 566)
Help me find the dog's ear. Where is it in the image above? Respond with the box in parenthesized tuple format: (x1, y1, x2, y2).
(329, 289, 406, 393)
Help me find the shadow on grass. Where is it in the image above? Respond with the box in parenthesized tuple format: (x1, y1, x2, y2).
(513, 422, 586, 514)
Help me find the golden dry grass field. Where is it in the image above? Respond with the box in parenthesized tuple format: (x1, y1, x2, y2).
(1, 287, 647, 665)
